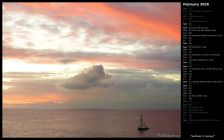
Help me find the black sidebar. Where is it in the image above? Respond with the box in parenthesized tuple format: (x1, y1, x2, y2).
(182, 0, 223, 139)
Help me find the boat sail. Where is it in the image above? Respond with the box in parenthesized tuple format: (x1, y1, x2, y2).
(137, 113, 149, 131)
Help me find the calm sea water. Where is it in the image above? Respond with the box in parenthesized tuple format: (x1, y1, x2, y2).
(3, 109, 180, 138)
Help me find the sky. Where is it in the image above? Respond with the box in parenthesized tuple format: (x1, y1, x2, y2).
(3, 2, 180, 109)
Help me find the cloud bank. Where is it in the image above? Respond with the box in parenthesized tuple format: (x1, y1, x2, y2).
(62, 65, 113, 90)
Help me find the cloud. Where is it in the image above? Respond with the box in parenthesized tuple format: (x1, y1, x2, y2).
(62, 65, 113, 90)
(59, 58, 78, 64)
(104, 73, 180, 109)
(3, 67, 180, 109)
(3, 3, 180, 47)
(3, 44, 179, 71)
(3, 3, 180, 71)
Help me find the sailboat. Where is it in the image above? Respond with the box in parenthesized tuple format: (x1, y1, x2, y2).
(137, 113, 149, 131)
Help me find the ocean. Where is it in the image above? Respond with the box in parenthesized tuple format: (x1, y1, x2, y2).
(3, 109, 180, 138)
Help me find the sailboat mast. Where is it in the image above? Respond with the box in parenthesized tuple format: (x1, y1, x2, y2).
(140, 113, 143, 127)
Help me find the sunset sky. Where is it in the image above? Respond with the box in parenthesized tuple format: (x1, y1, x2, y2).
(3, 2, 180, 109)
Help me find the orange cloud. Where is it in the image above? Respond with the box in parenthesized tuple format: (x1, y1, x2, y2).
(72, 3, 180, 42)
(4, 3, 180, 43)
(96, 3, 180, 42)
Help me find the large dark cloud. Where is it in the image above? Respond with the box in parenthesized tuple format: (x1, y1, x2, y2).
(62, 65, 113, 90)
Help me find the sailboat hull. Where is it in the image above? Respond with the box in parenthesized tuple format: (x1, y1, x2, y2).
(137, 127, 149, 131)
